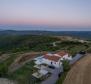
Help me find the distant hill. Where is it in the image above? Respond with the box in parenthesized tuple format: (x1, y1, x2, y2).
(0, 30, 91, 39)
(0, 35, 60, 52)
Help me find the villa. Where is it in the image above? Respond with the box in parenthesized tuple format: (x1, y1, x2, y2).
(34, 51, 72, 68)
(32, 51, 72, 79)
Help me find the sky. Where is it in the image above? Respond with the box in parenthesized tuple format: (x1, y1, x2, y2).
(0, 0, 91, 30)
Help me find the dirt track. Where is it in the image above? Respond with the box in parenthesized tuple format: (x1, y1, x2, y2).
(9, 51, 47, 72)
(63, 54, 91, 84)
(0, 78, 15, 84)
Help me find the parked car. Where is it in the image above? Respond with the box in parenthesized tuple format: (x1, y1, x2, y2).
(79, 51, 86, 55)
(48, 66, 55, 69)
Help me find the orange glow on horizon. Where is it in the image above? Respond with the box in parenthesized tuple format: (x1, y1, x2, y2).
(0, 19, 91, 27)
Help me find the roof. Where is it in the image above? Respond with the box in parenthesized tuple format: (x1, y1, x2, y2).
(43, 51, 69, 62)
(56, 51, 68, 57)
(44, 55, 60, 62)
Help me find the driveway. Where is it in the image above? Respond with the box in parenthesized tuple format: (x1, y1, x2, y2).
(41, 67, 63, 84)
(70, 54, 83, 65)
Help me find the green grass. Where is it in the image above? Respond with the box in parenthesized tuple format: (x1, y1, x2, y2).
(0, 53, 18, 77)
(0, 35, 59, 53)
(0, 36, 90, 84)
(57, 41, 90, 56)
(0, 53, 40, 84)
(8, 61, 40, 84)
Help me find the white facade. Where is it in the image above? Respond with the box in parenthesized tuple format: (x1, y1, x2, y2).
(34, 53, 72, 68)
(60, 54, 72, 60)
(42, 58, 62, 68)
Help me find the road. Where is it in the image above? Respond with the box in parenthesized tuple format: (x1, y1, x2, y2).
(63, 54, 91, 84)
(41, 66, 63, 84)
(69, 54, 83, 65)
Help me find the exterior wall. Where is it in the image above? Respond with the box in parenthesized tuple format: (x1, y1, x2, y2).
(42, 58, 61, 68)
(55, 61, 62, 68)
(34, 53, 72, 68)
(61, 54, 72, 60)
(42, 58, 51, 65)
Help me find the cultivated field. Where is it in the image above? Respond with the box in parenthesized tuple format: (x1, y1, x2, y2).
(63, 54, 91, 84)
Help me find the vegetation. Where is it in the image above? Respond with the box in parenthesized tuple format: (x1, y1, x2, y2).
(56, 41, 91, 84)
(57, 41, 90, 56)
(0, 52, 39, 84)
(62, 60, 70, 71)
(0, 35, 91, 84)
(56, 72, 68, 84)
(56, 60, 70, 84)
(0, 53, 18, 77)
(8, 61, 40, 84)
(0, 35, 90, 55)
(0, 35, 59, 53)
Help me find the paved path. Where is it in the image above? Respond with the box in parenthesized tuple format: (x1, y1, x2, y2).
(41, 67, 63, 84)
(70, 54, 83, 65)
(63, 54, 91, 84)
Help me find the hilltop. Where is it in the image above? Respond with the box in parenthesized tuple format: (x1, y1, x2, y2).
(0, 34, 91, 84)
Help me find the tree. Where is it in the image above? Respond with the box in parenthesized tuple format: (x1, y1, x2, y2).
(62, 59, 70, 72)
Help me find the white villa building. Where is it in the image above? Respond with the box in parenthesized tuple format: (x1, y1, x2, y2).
(34, 51, 72, 68)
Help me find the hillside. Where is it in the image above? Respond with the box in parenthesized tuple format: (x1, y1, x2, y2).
(0, 35, 59, 52)
(0, 30, 91, 40)
(0, 35, 91, 84)
(0, 34, 91, 54)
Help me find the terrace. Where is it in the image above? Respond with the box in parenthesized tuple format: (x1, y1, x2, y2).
(32, 69, 49, 79)
(32, 58, 57, 80)
(34, 64, 55, 73)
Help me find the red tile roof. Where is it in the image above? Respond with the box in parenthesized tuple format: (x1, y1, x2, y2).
(44, 55, 60, 62)
(56, 51, 68, 57)
(43, 51, 68, 62)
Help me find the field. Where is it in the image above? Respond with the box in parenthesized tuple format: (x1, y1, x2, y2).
(63, 54, 91, 84)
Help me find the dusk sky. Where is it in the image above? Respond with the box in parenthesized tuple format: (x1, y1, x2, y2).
(0, 0, 91, 30)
